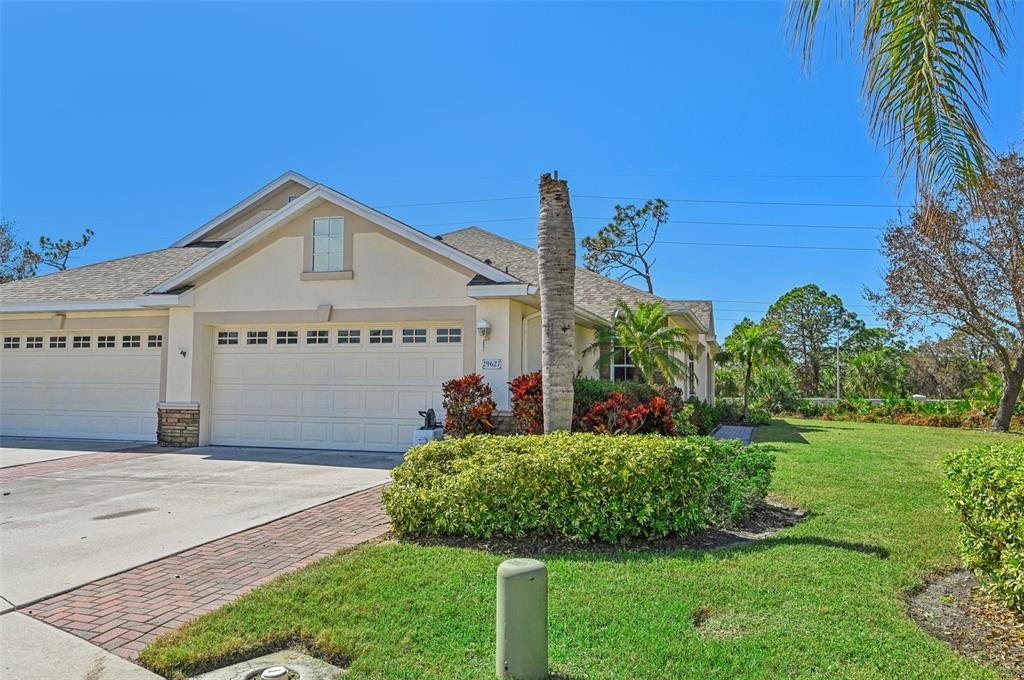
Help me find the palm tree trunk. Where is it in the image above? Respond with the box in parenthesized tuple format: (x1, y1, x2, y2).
(537, 172, 576, 432)
(743, 357, 753, 421)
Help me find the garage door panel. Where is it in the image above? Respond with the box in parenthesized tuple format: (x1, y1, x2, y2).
(211, 324, 463, 451)
(0, 333, 162, 442)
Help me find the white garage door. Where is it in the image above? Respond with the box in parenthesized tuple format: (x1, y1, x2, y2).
(0, 331, 163, 441)
(210, 323, 464, 452)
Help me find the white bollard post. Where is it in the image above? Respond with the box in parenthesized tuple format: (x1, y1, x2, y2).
(496, 558, 548, 679)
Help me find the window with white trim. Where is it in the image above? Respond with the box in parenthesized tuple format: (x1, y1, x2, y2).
(436, 327, 461, 344)
(369, 329, 393, 345)
(402, 328, 427, 344)
(147, 334, 163, 348)
(311, 217, 344, 272)
(276, 330, 299, 345)
(26, 336, 43, 349)
(337, 329, 360, 344)
(122, 335, 141, 348)
(217, 331, 239, 346)
(3, 336, 20, 349)
(306, 329, 329, 344)
(50, 335, 67, 349)
(97, 335, 116, 349)
(687, 358, 696, 397)
(247, 330, 268, 345)
(611, 346, 637, 382)
(72, 335, 91, 349)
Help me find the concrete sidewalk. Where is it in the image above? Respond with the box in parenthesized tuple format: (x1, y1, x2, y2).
(0, 440, 398, 679)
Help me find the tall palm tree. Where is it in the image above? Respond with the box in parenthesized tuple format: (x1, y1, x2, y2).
(589, 301, 692, 386)
(537, 172, 576, 432)
(788, 0, 1009, 199)
(723, 320, 788, 420)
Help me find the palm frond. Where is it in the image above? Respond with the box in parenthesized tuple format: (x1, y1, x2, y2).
(787, 0, 1008, 198)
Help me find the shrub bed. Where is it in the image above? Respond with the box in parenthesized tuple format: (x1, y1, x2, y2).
(942, 441, 1024, 615)
(382, 433, 775, 542)
(785, 397, 1023, 430)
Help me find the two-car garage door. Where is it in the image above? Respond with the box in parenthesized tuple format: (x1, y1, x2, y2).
(0, 331, 163, 441)
(209, 323, 464, 452)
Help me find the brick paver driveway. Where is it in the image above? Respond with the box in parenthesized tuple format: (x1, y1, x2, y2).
(0, 439, 397, 676)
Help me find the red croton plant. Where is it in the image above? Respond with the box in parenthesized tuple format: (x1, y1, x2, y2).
(509, 370, 676, 436)
(441, 373, 496, 437)
(509, 371, 544, 434)
(576, 393, 675, 435)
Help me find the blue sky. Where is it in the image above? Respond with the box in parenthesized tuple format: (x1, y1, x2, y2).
(2, 1, 1021, 338)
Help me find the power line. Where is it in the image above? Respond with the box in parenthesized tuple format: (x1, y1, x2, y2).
(576, 194, 910, 209)
(512, 235, 877, 252)
(711, 298, 876, 309)
(422, 215, 887, 231)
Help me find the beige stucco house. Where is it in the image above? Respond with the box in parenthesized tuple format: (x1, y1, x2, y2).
(0, 172, 718, 451)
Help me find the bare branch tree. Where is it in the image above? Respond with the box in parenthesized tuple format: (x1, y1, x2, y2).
(581, 199, 667, 294)
(867, 150, 1024, 431)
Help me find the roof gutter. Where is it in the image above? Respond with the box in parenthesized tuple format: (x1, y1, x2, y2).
(0, 292, 191, 314)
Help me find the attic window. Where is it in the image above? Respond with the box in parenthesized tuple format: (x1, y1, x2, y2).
(312, 217, 344, 272)
(287, 194, 299, 203)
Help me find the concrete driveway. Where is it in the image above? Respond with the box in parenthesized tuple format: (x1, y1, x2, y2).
(0, 437, 399, 678)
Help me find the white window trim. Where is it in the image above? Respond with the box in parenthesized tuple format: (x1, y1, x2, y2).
(611, 345, 636, 382)
(311, 216, 345, 273)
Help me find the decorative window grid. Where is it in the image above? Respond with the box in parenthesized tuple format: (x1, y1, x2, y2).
(97, 335, 117, 349)
(217, 331, 239, 346)
(72, 336, 91, 349)
(436, 328, 461, 344)
(247, 330, 268, 345)
(306, 329, 329, 344)
(26, 336, 43, 349)
(50, 336, 67, 349)
(276, 330, 299, 345)
(337, 329, 360, 344)
(122, 335, 141, 348)
(147, 334, 163, 348)
(402, 328, 427, 344)
(369, 329, 394, 345)
(3, 336, 19, 349)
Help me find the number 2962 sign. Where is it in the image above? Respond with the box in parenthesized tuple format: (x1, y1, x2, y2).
(482, 358, 502, 371)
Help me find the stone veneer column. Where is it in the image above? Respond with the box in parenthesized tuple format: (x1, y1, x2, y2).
(157, 402, 200, 447)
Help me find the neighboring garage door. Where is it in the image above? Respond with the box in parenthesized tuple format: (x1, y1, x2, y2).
(0, 331, 163, 441)
(210, 323, 464, 452)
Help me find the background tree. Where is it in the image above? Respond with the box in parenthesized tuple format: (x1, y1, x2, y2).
(0, 220, 93, 283)
(721, 318, 788, 420)
(537, 172, 577, 432)
(589, 302, 691, 386)
(0, 220, 39, 283)
(868, 150, 1024, 431)
(765, 284, 861, 396)
(788, 0, 1010, 198)
(581, 198, 667, 293)
(903, 332, 992, 398)
(845, 347, 906, 398)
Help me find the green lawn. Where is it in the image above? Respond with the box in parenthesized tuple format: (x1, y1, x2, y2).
(141, 419, 1021, 679)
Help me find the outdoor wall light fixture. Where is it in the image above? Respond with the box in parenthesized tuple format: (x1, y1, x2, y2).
(179, 348, 188, 358)
(476, 318, 492, 339)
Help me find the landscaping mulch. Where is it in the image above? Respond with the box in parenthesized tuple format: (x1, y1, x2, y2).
(907, 570, 1024, 677)
(403, 496, 806, 556)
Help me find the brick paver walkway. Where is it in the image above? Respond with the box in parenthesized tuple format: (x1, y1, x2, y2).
(0, 452, 151, 481)
(25, 485, 389, 660)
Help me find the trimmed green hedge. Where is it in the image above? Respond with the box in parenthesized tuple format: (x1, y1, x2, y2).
(942, 441, 1024, 615)
(382, 433, 774, 542)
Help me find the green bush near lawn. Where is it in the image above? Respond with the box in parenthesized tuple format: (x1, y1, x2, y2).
(382, 432, 774, 542)
(942, 440, 1024, 615)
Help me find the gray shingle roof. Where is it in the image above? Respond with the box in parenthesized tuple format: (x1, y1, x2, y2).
(0, 246, 217, 304)
(438, 227, 712, 330)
